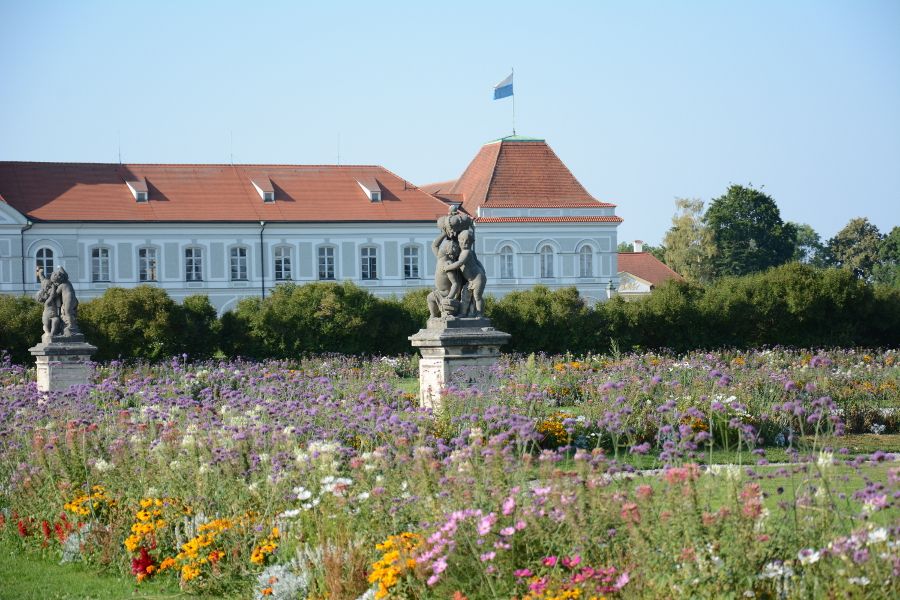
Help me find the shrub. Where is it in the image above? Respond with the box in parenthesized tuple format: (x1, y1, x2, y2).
(79, 286, 185, 361)
(488, 286, 591, 354)
(225, 281, 418, 358)
(0, 294, 42, 363)
(179, 295, 221, 359)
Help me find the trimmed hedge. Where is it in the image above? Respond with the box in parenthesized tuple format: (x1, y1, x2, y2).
(1, 264, 897, 363)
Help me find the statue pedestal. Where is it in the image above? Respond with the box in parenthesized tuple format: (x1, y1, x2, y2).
(409, 317, 511, 412)
(29, 334, 97, 392)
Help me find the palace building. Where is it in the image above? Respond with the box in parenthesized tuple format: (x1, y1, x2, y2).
(0, 135, 679, 312)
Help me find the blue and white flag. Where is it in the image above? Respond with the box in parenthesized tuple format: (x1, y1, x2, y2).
(493, 72, 513, 100)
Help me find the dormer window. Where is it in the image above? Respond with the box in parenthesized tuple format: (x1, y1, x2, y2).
(126, 180, 149, 202)
(251, 177, 275, 203)
(357, 177, 382, 202)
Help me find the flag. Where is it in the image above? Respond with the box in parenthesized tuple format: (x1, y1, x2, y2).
(493, 72, 513, 100)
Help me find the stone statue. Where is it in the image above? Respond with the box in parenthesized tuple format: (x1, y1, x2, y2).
(428, 206, 487, 318)
(30, 266, 96, 392)
(34, 266, 80, 340)
(35, 269, 62, 341)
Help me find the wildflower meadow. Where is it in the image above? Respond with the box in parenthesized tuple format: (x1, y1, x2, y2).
(1, 348, 898, 598)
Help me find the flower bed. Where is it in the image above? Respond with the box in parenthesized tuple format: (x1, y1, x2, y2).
(0, 349, 898, 598)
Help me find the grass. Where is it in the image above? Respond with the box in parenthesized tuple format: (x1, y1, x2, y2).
(0, 540, 248, 599)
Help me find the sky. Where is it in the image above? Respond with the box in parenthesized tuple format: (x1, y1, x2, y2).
(1, 0, 898, 245)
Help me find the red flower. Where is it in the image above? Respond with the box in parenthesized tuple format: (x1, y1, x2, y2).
(17, 519, 29, 537)
(131, 547, 156, 580)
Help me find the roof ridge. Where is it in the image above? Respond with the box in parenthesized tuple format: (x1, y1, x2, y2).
(0, 161, 388, 168)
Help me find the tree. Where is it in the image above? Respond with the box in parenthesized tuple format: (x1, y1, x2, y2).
(873, 225, 900, 287)
(704, 184, 796, 277)
(617, 241, 666, 262)
(824, 217, 882, 280)
(790, 222, 824, 266)
(662, 198, 716, 283)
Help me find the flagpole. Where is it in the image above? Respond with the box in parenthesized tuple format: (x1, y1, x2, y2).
(511, 67, 516, 135)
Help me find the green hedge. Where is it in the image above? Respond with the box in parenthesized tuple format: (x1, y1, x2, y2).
(1, 264, 897, 363)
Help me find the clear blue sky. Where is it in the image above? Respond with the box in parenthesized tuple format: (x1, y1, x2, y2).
(2, 0, 898, 245)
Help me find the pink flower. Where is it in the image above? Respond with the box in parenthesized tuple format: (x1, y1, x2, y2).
(427, 574, 441, 586)
(635, 484, 653, 501)
(476, 513, 497, 536)
(515, 520, 527, 531)
(432, 556, 448, 574)
(561, 555, 582, 569)
(500, 526, 515, 536)
(502, 496, 516, 515)
(529, 577, 548, 594)
(480, 551, 496, 562)
(621, 502, 641, 524)
(542, 555, 558, 567)
(514, 568, 533, 578)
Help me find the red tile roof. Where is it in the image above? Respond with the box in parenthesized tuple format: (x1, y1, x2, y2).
(477, 216, 623, 223)
(0, 162, 449, 222)
(617, 252, 684, 287)
(428, 137, 616, 214)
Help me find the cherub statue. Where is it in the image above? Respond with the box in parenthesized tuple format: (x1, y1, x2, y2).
(441, 228, 487, 316)
(35, 267, 62, 341)
(49, 267, 80, 336)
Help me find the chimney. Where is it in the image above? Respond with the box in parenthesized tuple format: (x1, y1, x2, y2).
(633, 240, 644, 253)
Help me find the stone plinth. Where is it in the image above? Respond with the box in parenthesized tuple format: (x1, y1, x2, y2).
(29, 334, 97, 392)
(409, 317, 511, 411)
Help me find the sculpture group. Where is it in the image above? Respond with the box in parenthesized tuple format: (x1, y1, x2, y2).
(35, 266, 81, 342)
(428, 206, 487, 319)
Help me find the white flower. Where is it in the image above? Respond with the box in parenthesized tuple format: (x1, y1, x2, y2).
(301, 498, 320, 511)
(356, 492, 370, 502)
(93, 458, 113, 473)
(279, 509, 301, 519)
(798, 548, 820, 565)
(868, 528, 888, 544)
(816, 451, 834, 471)
(758, 561, 793, 580)
(848, 576, 870, 586)
(293, 487, 313, 501)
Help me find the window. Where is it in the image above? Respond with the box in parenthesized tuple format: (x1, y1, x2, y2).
(138, 247, 158, 282)
(185, 247, 203, 282)
(500, 246, 515, 279)
(91, 247, 110, 282)
(360, 246, 377, 280)
(403, 246, 420, 279)
(318, 246, 335, 280)
(230, 247, 248, 281)
(540, 246, 555, 278)
(579, 246, 593, 278)
(274, 247, 292, 281)
(36, 247, 54, 275)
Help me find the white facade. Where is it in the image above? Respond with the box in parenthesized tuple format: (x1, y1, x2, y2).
(0, 206, 619, 313)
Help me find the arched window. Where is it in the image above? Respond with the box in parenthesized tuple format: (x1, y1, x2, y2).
(540, 245, 555, 279)
(403, 245, 420, 279)
(500, 246, 515, 279)
(360, 246, 378, 280)
(138, 247, 158, 282)
(230, 246, 249, 281)
(35, 247, 54, 275)
(274, 246, 292, 281)
(91, 247, 111, 282)
(579, 246, 594, 278)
